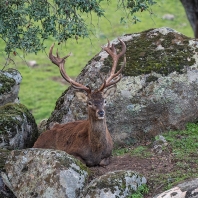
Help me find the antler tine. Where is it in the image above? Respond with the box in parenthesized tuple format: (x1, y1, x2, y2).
(106, 55, 126, 85)
(49, 44, 91, 94)
(99, 39, 126, 91)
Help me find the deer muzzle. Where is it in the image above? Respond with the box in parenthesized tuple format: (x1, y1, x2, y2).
(97, 110, 105, 119)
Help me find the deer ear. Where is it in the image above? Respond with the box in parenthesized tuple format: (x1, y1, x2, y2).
(75, 92, 88, 102)
(103, 85, 117, 98)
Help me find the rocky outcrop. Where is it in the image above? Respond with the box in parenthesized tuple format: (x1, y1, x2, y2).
(0, 69, 22, 106)
(0, 103, 38, 150)
(1, 149, 89, 198)
(46, 27, 198, 147)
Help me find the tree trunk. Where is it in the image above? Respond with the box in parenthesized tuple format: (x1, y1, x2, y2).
(180, 0, 198, 37)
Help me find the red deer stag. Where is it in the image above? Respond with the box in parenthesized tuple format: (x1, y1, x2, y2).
(33, 39, 126, 167)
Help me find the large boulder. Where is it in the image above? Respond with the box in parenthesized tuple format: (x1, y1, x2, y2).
(1, 149, 89, 198)
(0, 103, 38, 150)
(82, 170, 147, 198)
(46, 27, 198, 147)
(0, 69, 22, 106)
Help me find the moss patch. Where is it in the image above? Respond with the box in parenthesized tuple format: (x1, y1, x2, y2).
(0, 103, 38, 148)
(103, 30, 195, 76)
(0, 72, 16, 94)
(0, 149, 11, 170)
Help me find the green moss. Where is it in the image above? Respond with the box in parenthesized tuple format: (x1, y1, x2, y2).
(0, 149, 11, 170)
(146, 75, 159, 83)
(0, 72, 16, 94)
(0, 103, 38, 148)
(76, 160, 90, 174)
(58, 153, 90, 175)
(103, 30, 195, 77)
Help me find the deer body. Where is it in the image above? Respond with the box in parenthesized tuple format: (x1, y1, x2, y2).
(34, 120, 113, 166)
(33, 39, 126, 167)
(34, 92, 113, 166)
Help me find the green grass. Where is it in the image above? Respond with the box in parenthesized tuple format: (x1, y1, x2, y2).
(163, 123, 198, 160)
(161, 123, 198, 188)
(113, 146, 152, 157)
(0, 0, 194, 123)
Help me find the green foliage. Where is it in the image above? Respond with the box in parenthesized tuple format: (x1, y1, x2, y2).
(129, 184, 149, 198)
(0, 0, 103, 54)
(0, 0, 156, 55)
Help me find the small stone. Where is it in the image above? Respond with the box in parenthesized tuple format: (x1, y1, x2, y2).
(162, 14, 175, 20)
(27, 60, 37, 67)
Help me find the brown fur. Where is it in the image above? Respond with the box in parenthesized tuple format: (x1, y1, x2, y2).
(33, 91, 113, 167)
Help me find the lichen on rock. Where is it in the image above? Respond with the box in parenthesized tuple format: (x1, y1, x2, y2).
(0, 103, 38, 150)
(1, 149, 89, 198)
(0, 69, 22, 106)
(81, 170, 147, 198)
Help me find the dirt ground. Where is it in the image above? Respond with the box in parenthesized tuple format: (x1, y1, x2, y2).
(89, 143, 196, 198)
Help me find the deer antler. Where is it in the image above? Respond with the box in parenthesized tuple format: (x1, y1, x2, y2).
(49, 43, 91, 94)
(99, 38, 126, 91)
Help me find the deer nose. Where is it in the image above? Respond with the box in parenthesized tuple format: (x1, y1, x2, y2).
(98, 110, 105, 117)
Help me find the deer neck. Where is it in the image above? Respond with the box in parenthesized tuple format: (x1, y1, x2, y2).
(88, 112, 108, 149)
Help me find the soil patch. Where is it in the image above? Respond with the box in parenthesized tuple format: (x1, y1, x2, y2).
(89, 143, 198, 198)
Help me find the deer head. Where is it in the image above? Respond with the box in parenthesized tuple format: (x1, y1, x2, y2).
(49, 39, 126, 121)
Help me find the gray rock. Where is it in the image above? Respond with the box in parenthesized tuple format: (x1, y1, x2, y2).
(0, 103, 38, 150)
(178, 178, 198, 191)
(154, 178, 198, 198)
(154, 187, 186, 198)
(152, 135, 168, 154)
(46, 27, 198, 147)
(37, 119, 48, 135)
(0, 69, 22, 106)
(27, 60, 38, 67)
(162, 14, 175, 20)
(1, 149, 89, 198)
(81, 170, 147, 198)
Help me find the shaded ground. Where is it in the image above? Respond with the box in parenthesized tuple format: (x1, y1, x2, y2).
(89, 142, 198, 198)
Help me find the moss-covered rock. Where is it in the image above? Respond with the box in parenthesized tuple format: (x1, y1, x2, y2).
(0, 69, 22, 106)
(47, 27, 198, 147)
(104, 29, 195, 77)
(0, 103, 38, 150)
(1, 149, 89, 198)
(81, 170, 146, 198)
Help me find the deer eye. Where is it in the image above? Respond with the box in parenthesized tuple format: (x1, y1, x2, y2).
(88, 101, 92, 106)
(104, 100, 107, 105)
